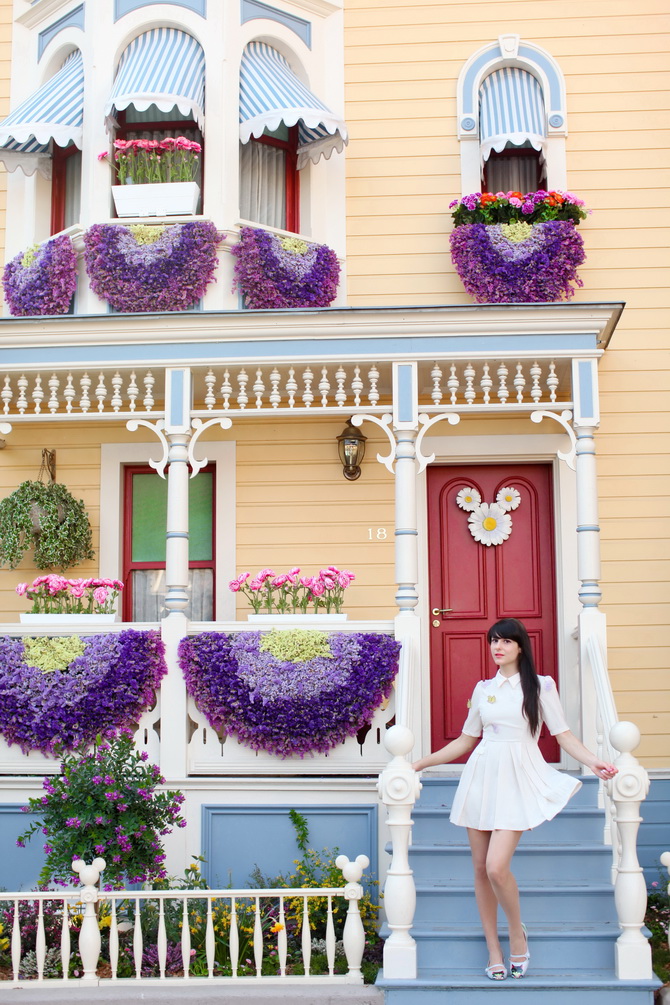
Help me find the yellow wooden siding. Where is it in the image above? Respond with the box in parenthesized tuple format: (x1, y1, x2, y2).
(343, 0, 670, 764)
(0, 2, 11, 271)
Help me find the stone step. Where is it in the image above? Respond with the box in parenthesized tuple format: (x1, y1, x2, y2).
(378, 972, 660, 1005)
(413, 881, 618, 924)
(412, 804, 607, 845)
(414, 773, 599, 808)
(406, 841, 612, 885)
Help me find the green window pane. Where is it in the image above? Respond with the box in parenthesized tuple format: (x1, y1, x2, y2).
(131, 471, 213, 563)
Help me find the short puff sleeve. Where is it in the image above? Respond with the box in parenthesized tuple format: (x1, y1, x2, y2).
(539, 676, 570, 735)
(461, 682, 483, 738)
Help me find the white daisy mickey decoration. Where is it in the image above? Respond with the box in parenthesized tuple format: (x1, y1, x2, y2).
(496, 486, 521, 512)
(458, 485, 521, 547)
(456, 487, 481, 512)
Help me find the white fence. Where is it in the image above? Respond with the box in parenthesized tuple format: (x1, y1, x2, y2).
(2, 855, 370, 987)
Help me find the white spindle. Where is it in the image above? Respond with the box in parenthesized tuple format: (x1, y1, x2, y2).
(133, 900, 143, 978)
(60, 899, 71, 980)
(286, 368, 297, 406)
(430, 363, 442, 404)
(32, 375, 44, 414)
(481, 363, 492, 404)
(1, 375, 12, 414)
(36, 899, 46, 980)
(157, 898, 167, 978)
(17, 374, 28, 413)
(48, 374, 60, 413)
(181, 897, 191, 978)
(79, 372, 91, 413)
(253, 368, 265, 408)
(530, 361, 542, 403)
(325, 895, 335, 976)
(111, 372, 123, 411)
(337, 855, 369, 982)
(11, 899, 20, 981)
(144, 371, 155, 411)
(229, 896, 239, 977)
(206, 896, 215, 977)
(95, 373, 107, 412)
(368, 365, 380, 406)
(204, 370, 216, 410)
(547, 361, 559, 402)
(514, 363, 525, 403)
(301, 897, 311, 975)
(127, 372, 139, 411)
(270, 368, 281, 408)
(497, 361, 509, 404)
(254, 896, 263, 976)
(237, 369, 248, 409)
(352, 366, 363, 406)
(464, 363, 475, 405)
(109, 899, 119, 978)
(335, 367, 347, 407)
(447, 363, 459, 405)
(221, 370, 232, 409)
(73, 858, 105, 982)
(277, 897, 287, 976)
(302, 368, 314, 407)
(318, 366, 330, 406)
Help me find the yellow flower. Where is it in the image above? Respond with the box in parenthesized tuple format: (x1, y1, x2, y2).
(270, 923, 284, 934)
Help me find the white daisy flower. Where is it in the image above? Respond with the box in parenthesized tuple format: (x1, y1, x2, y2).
(467, 502, 512, 546)
(456, 486, 481, 512)
(496, 486, 521, 512)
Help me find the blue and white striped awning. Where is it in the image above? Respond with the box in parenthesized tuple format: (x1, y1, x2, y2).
(479, 67, 546, 164)
(239, 42, 347, 169)
(0, 50, 83, 175)
(105, 28, 205, 130)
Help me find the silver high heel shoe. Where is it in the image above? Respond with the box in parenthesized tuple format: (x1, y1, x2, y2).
(509, 923, 530, 979)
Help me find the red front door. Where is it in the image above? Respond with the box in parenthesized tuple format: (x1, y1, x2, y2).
(427, 463, 559, 761)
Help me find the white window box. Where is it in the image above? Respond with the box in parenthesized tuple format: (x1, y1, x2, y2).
(112, 181, 200, 218)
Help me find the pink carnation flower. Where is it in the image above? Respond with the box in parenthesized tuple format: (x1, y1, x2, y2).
(15, 583, 28, 596)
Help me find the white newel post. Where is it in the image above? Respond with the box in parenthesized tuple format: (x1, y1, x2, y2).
(336, 854, 370, 981)
(609, 722, 653, 980)
(72, 858, 105, 981)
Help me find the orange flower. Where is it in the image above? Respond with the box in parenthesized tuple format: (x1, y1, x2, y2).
(270, 923, 284, 934)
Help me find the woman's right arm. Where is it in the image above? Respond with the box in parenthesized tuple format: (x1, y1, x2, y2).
(412, 732, 479, 772)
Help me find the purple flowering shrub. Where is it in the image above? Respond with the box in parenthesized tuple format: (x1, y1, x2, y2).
(3, 236, 77, 316)
(231, 227, 340, 309)
(449, 221, 586, 303)
(83, 222, 222, 312)
(0, 630, 167, 754)
(178, 631, 400, 758)
(17, 729, 186, 888)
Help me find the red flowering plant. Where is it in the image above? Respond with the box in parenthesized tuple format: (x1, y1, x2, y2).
(16, 575, 124, 615)
(99, 136, 201, 185)
(449, 190, 588, 303)
(229, 566, 355, 615)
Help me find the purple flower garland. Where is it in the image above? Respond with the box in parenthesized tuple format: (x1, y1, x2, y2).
(178, 631, 400, 758)
(0, 630, 167, 754)
(83, 222, 222, 312)
(449, 221, 585, 303)
(3, 236, 77, 316)
(231, 227, 340, 309)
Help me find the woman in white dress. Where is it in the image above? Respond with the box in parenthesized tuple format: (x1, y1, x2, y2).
(412, 617, 617, 982)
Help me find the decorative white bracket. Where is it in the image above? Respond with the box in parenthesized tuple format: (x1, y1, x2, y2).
(530, 409, 576, 469)
(351, 413, 396, 473)
(188, 416, 233, 477)
(415, 412, 462, 473)
(126, 418, 169, 478)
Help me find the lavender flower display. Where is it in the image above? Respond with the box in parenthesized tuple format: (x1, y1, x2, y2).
(179, 630, 400, 758)
(449, 220, 586, 303)
(3, 236, 77, 316)
(83, 222, 222, 312)
(231, 227, 340, 309)
(0, 630, 167, 754)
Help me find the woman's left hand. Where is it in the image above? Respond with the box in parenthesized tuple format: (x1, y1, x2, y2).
(593, 760, 618, 780)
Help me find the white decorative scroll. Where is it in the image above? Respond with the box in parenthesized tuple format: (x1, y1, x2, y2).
(530, 408, 577, 469)
(351, 413, 396, 473)
(415, 412, 461, 473)
(126, 418, 169, 477)
(188, 416, 233, 476)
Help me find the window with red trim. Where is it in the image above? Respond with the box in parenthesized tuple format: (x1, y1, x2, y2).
(239, 124, 299, 233)
(122, 464, 215, 622)
(51, 143, 82, 235)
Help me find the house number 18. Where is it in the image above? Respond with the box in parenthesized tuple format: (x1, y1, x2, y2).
(368, 528, 388, 540)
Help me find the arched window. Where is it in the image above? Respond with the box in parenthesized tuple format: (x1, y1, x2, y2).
(457, 34, 567, 195)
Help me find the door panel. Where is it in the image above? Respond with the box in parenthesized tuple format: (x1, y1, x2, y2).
(428, 463, 559, 761)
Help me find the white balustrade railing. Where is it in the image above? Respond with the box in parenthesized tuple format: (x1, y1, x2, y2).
(3, 855, 369, 986)
(0, 358, 570, 419)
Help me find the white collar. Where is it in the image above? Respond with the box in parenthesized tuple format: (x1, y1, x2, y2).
(494, 670, 521, 689)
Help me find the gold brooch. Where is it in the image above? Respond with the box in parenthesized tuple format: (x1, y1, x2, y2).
(466, 699, 472, 708)
(487, 695, 496, 704)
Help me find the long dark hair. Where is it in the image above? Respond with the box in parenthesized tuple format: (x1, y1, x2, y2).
(487, 618, 541, 735)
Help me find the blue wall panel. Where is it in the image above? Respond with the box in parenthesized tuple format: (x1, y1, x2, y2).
(640, 777, 670, 884)
(0, 808, 44, 891)
(201, 804, 377, 889)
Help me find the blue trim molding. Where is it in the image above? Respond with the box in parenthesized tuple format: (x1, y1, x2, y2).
(38, 4, 85, 60)
(241, 0, 311, 48)
(201, 803, 377, 888)
(114, 0, 206, 20)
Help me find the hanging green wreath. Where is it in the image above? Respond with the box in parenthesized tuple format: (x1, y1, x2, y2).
(0, 481, 94, 570)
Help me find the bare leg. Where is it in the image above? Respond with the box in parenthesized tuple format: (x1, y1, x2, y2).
(467, 828, 504, 969)
(485, 830, 526, 959)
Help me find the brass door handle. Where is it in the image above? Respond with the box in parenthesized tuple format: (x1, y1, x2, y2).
(432, 608, 453, 615)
